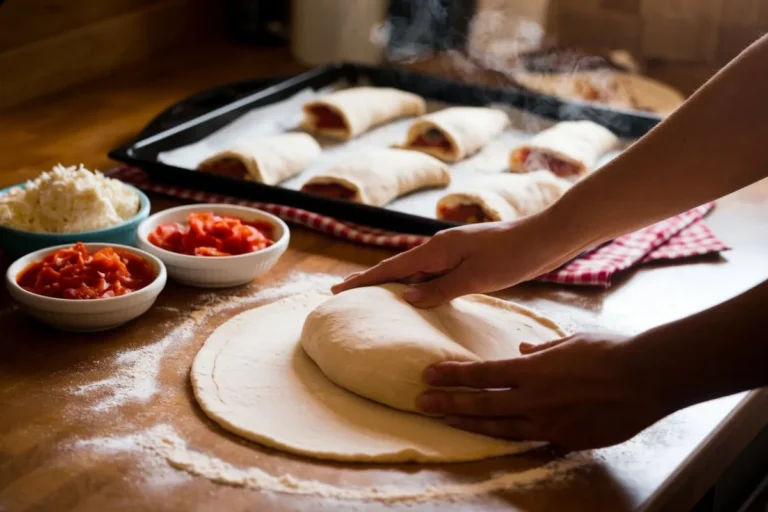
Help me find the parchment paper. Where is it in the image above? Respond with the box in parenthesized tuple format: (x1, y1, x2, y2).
(157, 83, 625, 220)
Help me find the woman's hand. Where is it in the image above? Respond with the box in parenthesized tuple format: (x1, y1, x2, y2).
(418, 333, 670, 451)
(332, 210, 586, 308)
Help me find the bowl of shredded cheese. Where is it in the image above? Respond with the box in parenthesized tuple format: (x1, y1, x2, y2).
(0, 164, 150, 259)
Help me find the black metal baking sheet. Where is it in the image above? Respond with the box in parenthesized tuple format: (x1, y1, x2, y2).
(109, 62, 657, 235)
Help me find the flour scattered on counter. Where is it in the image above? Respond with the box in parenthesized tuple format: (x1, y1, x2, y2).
(71, 272, 340, 412)
(197, 272, 340, 310)
(71, 320, 190, 411)
(75, 424, 591, 503)
(75, 427, 193, 490)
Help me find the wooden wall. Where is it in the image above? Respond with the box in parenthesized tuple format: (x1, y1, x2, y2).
(0, 0, 223, 109)
(553, 0, 768, 64)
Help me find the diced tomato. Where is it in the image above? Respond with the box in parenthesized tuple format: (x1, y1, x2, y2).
(147, 212, 275, 257)
(195, 247, 231, 257)
(17, 242, 155, 300)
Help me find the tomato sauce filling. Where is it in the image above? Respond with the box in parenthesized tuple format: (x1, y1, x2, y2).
(309, 105, 347, 130)
(517, 148, 579, 178)
(17, 242, 156, 300)
(198, 158, 248, 179)
(300, 183, 356, 201)
(148, 212, 274, 257)
(438, 204, 489, 224)
(411, 128, 452, 152)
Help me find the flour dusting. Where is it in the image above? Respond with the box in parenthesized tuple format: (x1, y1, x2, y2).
(71, 272, 340, 411)
(75, 424, 590, 503)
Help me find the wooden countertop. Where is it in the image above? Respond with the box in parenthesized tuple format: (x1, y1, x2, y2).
(1, 41, 767, 512)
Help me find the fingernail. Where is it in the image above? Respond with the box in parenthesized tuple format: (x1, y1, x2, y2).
(403, 286, 422, 303)
(417, 392, 438, 412)
(424, 366, 439, 384)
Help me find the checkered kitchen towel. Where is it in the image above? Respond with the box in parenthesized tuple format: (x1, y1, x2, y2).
(109, 166, 729, 287)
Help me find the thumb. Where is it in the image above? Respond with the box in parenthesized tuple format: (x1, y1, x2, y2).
(402, 263, 476, 308)
(519, 336, 570, 354)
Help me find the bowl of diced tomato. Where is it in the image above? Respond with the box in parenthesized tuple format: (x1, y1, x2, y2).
(136, 204, 289, 288)
(5, 242, 167, 332)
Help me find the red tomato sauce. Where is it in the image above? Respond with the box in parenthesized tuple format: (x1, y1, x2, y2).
(198, 157, 248, 179)
(309, 106, 346, 130)
(301, 183, 357, 200)
(148, 212, 274, 257)
(438, 204, 489, 224)
(412, 131, 452, 152)
(519, 148, 579, 178)
(17, 242, 156, 300)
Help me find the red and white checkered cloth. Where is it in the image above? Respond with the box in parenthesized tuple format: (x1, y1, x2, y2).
(108, 166, 729, 287)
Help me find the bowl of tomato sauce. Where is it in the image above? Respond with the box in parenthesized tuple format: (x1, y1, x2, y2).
(5, 242, 167, 332)
(136, 204, 289, 288)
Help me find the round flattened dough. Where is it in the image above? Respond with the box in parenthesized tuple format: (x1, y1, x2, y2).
(301, 284, 567, 413)
(191, 292, 550, 463)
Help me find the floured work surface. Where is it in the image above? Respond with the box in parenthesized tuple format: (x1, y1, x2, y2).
(157, 83, 628, 221)
(4, 268, 763, 512)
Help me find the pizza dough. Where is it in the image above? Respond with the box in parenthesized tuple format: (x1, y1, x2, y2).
(509, 120, 619, 178)
(437, 170, 571, 224)
(301, 284, 566, 413)
(301, 87, 426, 140)
(196, 133, 321, 185)
(301, 148, 451, 206)
(192, 286, 566, 463)
(397, 107, 510, 162)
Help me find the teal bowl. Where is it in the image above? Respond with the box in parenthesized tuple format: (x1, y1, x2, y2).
(0, 184, 151, 260)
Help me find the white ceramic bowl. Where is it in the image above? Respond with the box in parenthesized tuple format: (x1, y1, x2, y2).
(5, 243, 167, 332)
(136, 203, 289, 288)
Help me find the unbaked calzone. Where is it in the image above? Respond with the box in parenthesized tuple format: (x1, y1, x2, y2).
(301, 148, 450, 206)
(509, 120, 619, 179)
(301, 87, 426, 140)
(197, 133, 321, 185)
(397, 106, 510, 162)
(437, 170, 570, 224)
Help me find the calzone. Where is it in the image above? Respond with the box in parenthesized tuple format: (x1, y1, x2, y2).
(197, 133, 321, 185)
(396, 106, 510, 162)
(301, 87, 426, 140)
(300, 148, 450, 206)
(436, 170, 570, 224)
(509, 120, 619, 179)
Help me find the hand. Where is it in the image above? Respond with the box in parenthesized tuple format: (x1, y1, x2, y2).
(332, 210, 583, 308)
(417, 333, 670, 451)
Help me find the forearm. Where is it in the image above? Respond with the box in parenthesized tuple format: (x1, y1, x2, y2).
(552, 34, 768, 253)
(629, 279, 768, 414)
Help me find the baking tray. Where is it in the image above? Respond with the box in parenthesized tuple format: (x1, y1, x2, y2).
(109, 62, 658, 235)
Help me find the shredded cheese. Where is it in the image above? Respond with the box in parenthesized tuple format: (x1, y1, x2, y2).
(0, 164, 140, 233)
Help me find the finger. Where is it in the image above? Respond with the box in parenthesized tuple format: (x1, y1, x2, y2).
(519, 336, 570, 354)
(399, 271, 438, 285)
(425, 359, 532, 389)
(331, 243, 435, 294)
(444, 416, 543, 441)
(417, 389, 529, 417)
(402, 262, 477, 308)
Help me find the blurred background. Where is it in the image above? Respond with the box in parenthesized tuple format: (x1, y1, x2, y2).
(0, 0, 765, 110)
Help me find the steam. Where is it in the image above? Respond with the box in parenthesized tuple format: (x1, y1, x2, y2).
(466, 9, 545, 69)
(366, 1, 640, 134)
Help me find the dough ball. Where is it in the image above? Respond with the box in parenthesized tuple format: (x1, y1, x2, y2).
(300, 284, 565, 413)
